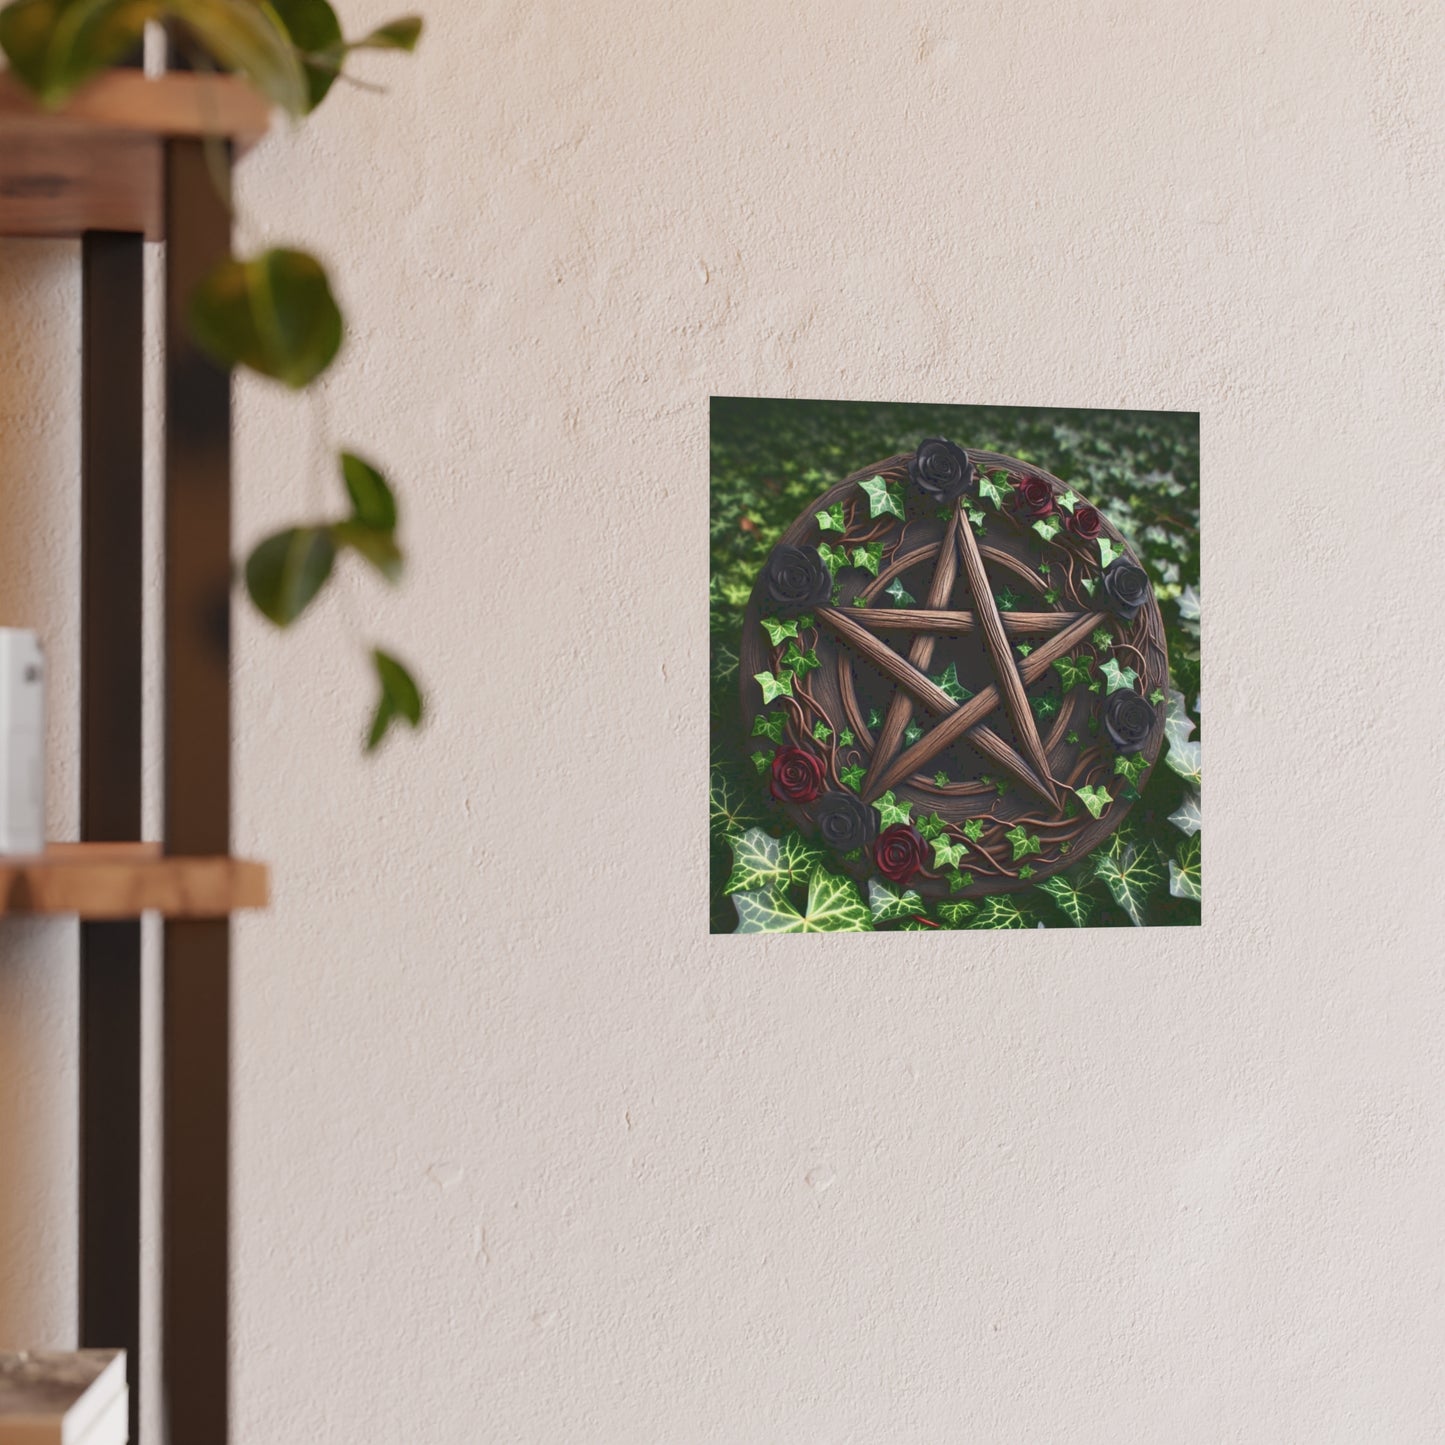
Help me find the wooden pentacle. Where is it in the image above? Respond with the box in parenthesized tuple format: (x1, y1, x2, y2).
(739, 439, 1169, 900)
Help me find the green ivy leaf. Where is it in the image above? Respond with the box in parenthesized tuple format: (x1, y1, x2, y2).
(931, 661, 969, 702)
(709, 765, 758, 838)
(903, 722, 923, 746)
(935, 901, 973, 926)
(1017, 865, 1036, 879)
(245, 526, 336, 626)
(839, 762, 867, 792)
(812, 720, 832, 742)
(931, 836, 968, 870)
(933, 770, 950, 787)
(1114, 753, 1148, 787)
(996, 586, 1022, 611)
(979, 471, 1010, 508)
(1098, 536, 1124, 569)
(1033, 517, 1061, 543)
(947, 869, 974, 893)
(1100, 659, 1139, 694)
(754, 670, 794, 704)
(1168, 792, 1202, 836)
(885, 577, 915, 607)
(1169, 835, 1202, 902)
(1091, 626, 1114, 651)
(1149, 688, 1166, 705)
(837, 728, 855, 747)
(871, 790, 912, 827)
(781, 642, 820, 677)
(1004, 825, 1041, 862)
(916, 812, 947, 841)
(1074, 784, 1112, 819)
(1015, 642, 1034, 658)
(365, 648, 423, 751)
(1165, 738, 1202, 787)
(750, 750, 768, 773)
(1081, 577, 1098, 596)
(1164, 689, 1197, 750)
(1043, 587, 1060, 605)
(1065, 730, 1080, 745)
(760, 615, 799, 646)
(733, 867, 873, 933)
(1053, 655, 1092, 690)
(815, 502, 846, 533)
(868, 877, 924, 923)
(866, 708, 882, 730)
(859, 474, 904, 520)
(962, 819, 985, 842)
(1177, 584, 1201, 622)
(850, 542, 883, 576)
(969, 895, 1033, 929)
(189, 248, 343, 389)
(752, 712, 786, 743)
(1055, 490, 1079, 513)
(1093, 840, 1163, 926)
(1036, 874, 1096, 927)
(1032, 694, 1059, 719)
(725, 827, 823, 895)
(850, 594, 868, 608)
(816, 542, 849, 579)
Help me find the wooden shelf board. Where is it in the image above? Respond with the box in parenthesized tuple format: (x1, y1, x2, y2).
(0, 842, 268, 919)
(0, 71, 271, 240)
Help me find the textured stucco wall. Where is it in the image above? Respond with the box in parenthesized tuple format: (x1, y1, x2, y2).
(4, 0, 1445, 1439)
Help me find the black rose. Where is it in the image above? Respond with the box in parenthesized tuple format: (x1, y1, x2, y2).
(1102, 558, 1149, 620)
(762, 545, 831, 614)
(1104, 691, 1155, 753)
(907, 437, 975, 504)
(814, 790, 877, 853)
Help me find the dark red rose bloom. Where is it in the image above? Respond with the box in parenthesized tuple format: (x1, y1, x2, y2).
(1013, 476, 1055, 520)
(874, 823, 927, 884)
(770, 747, 825, 804)
(1067, 504, 1103, 540)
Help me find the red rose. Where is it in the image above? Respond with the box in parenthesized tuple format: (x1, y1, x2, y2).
(1067, 504, 1103, 540)
(1013, 476, 1055, 520)
(770, 747, 824, 804)
(874, 823, 927, 884)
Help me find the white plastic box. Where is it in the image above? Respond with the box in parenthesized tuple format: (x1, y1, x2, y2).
(0, 629, 45, 856)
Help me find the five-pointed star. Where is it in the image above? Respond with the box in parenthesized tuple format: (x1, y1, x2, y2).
(814, 502, 1108, 808)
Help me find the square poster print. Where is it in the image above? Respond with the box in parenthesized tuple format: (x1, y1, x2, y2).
(709, 397, 1201, 933)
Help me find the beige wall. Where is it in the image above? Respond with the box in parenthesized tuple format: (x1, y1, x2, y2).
(5, 0, 1445, 1439)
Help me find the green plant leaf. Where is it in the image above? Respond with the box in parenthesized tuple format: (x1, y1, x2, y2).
(930, 660, 969, 702)
(1114, 753, 1148, 787)
(903, 721, 922, 746)
(349, 14, 422, 51)
(839, 762, 866, 792)
(866, 708, 882, 730)
(0, 0, 158, 107)
(1004, 825, 1041, 862)
(962, 819, 985, 842)
(811, 720, 832, 742)
(815, 502, 845, 533)
(725, 827, 822, 895)
(1168, 792, 1202, 836)
(1015, 642, 1033, 658)
(868, 877, 924, 922)
(1053, 654, 1093, 690)
(339, 451, 397, 531)
(709, 765, 757, 838)
(1169, 835, 1202, 901)
(1033, 517, 1061, 543)
(331, 520, 402, 581)
(1055, 490, 1078, 512)
(1164, 738, 1201, 787)
(937, 900, 976, 927)
(760, 615, 799, 646)
(750, 750, 768, 773)
(947, 868, 974, 893)
(1164, 689, 1197, 749)
(885, 577, 915, 607)
(1091, 627, 1113, 651)
(754, 670, 794, 704)
(979, 471, 1010, 508)
(245, 526, 335, 626)
(1100, 659, 1138, 694)
(189, 248, 343, 388)
(733, 867, 873, 933)
(916, 811, 947, 841)
(970, 895, 1033, 929)
(781, 641, 819, 677)
(931, 836, 967, 870)
(1074, 784, 1112, 819)
(933, 770, 949, 787)
(1032, 694, 1059, 719)
(871, 790, 912, 827)
(365, 647, 422, 751)
(1177, 584, 1200, 622)
(167, 0, 309, 115)
(859, 474, 904, 520)
(850, 542, 882, 576)
(1036, 874, 1096, 927)
(995, 586, 1021, 611)
(1098, 536, 1124, 569)
(815, 542, 849, 579)
(1093, 841, 1163, 926)
(752, 712, 786, 743)
(269, 0, 342, 108)
(837, 728, 854, 747)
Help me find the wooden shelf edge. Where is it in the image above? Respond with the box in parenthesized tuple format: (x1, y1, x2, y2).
(0, 71, 271, 239)
(0, 843, 269, 919)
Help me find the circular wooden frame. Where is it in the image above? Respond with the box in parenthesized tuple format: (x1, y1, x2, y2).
(739, 446, 1169, 900)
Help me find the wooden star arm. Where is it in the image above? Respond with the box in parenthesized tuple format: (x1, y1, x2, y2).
(867, 611, 1109, 798)
(951, 511, 1060, 807)
(846, 609, 1077, 637)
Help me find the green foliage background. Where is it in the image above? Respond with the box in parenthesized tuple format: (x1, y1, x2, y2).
(710, 397, 1201, 933)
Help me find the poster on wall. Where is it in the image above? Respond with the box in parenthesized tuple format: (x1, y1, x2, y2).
(710, 398, 1201, 933)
